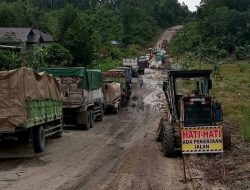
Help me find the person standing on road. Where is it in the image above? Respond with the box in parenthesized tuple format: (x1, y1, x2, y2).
(139, 75, 144, 89)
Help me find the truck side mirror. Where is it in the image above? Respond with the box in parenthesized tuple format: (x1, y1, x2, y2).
(208, 79, 212, 90)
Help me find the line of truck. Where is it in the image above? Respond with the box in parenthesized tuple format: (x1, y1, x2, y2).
(0, 53, 152, 157)
(0, 63, 140, 157)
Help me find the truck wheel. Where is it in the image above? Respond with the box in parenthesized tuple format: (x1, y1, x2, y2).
(90, 110, 94, 128)
(83, 111, 91, 130)
(223, 126, 231, 150)
(96, 106, 104, 121)
(33, 125, 45, 153)
(161, 123, 175, 157)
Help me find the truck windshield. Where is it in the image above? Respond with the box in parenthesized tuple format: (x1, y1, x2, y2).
(175, 77, 208, 96)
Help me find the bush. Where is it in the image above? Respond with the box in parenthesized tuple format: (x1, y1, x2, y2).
(236, 46, 247, 60)
(109, 47, 123, 60)
(124, 44, 143, 57)
(0, 50, 22, 70)
(44, 43, 72, 66)
(94, 57, 120, 71)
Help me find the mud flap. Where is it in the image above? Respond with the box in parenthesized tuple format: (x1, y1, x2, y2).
(0, 139, 34, 158)
(77, 111, 88, 125)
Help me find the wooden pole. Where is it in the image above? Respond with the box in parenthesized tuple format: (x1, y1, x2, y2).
(182, 155, 187, 182)
(222, 153, 226, 182)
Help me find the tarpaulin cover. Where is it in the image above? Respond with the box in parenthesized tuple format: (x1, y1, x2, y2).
(38, 67, 102, 90)
(86, 69, 103, 90)
(37, 67, 86, 78)
(37, 67, 88, 89)
(104, 82, 121, 104)
(0, 67, 61, 130)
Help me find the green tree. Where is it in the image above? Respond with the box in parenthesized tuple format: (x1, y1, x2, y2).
(44, 43, 72, 65)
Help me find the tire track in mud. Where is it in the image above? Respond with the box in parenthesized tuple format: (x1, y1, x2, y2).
(57, 99, 153, 190)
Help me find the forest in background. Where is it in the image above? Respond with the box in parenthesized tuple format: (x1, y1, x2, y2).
(171, 0, 250, 63)
(0, 0, 189, 69)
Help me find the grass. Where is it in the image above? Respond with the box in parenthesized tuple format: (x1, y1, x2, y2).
(207, 61, 250, 141)
(177, 57, 250, 141)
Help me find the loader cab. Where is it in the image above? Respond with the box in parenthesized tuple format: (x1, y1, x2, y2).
(165, 70, 221, 127)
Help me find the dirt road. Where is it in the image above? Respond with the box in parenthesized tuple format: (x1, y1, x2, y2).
(155, 25, 183, 50)
(0, 27, 189, 190)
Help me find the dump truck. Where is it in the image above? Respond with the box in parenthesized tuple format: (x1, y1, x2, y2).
(161, 39, 168, 50)
(103, 81, 121, 113)
(0, 67, 63, 157)
(156, 70, 231, 157)
(103, 69, 131, 106)
(122, 58, 138, 77)
(38, 67, 104, 130)
(116, 66, 133, 83)
(137, 57, 149, 75)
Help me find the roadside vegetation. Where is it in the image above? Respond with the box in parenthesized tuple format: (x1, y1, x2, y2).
(205, 62, 250, 142)
(0, 0, 189, 70)
(170, 0, 250, 141)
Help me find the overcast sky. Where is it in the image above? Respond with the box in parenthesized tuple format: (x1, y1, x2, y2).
(178, 0, 201, 12)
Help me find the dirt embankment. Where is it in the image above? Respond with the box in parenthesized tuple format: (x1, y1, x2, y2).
(186, 122, 250, 190)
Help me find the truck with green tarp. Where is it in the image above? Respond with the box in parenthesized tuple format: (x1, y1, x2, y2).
(0, 67, 63, 157)
(37, 67, 104, 130)
(156, 52, 168, 64)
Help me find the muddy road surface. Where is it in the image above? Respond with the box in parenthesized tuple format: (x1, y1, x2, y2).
(0, 27, 190, 190)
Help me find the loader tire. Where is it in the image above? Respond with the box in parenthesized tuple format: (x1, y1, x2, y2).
(156, 124, 163, 142)
(161, 123, 175, 157)
(33, 125, 45, 153)
(156, 117, 168, 142)
(223, 126, 231, 150)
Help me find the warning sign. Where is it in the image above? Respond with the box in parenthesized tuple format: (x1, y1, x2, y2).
(181, 126, 223, 154)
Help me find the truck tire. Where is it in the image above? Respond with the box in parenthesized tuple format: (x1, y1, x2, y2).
(83, 111, 91, 130)
(33, 125, 45, 153)
(96, 106, 104, 121)
(90, 110, 94, 128)
(223, 126, 231, 150)
(161, 123, 175, 157)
